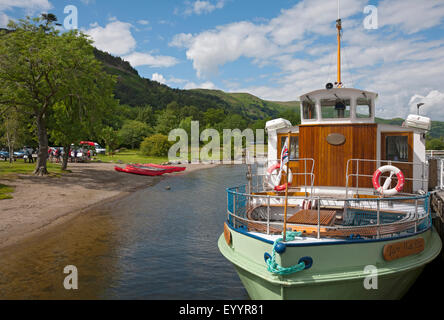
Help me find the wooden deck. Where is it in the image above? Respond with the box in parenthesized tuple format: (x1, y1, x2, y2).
(287, 209, 337, 226)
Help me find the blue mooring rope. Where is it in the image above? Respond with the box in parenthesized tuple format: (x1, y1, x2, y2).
(265, 231, 307, 275)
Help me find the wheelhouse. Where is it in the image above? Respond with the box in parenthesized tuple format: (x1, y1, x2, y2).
(267, 87, 429, 195)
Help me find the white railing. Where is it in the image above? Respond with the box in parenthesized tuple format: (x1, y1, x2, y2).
(227, 186, 432, 241)
(427, 150, 444, 158)
(252, 158, 316, 195)
(345, 159, 429, 197)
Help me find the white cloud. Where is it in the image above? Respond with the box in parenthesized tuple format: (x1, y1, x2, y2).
(0, 0, 52, 12)
(173, 21, 277, 77)
(184, 0, 226, 16)
(409, 91, 444, 119)
(137, 19, 149, 25)
(152, 73, 167, 84)
(170, 33, 194, 48)
(123, 52, 179, 68)
(173, 0, 366, 77)
(0, 12, 10, 27)
(378, 0, 444, 34)
(184, 81, 216, 90)
(85, 20, 136, 56)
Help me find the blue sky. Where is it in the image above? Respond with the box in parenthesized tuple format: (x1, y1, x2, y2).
(1, 0, 444, 120)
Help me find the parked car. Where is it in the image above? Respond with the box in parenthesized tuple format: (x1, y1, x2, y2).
(0, 150, 10, 160)
(14, 150, 26, 159)
(95, 143, 106, 155)
(70, 149, 84, 158)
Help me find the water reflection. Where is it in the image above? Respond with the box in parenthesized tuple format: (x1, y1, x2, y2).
(0, 165, 249, 300)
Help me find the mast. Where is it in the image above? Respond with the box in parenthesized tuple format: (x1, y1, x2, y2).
(336, 0, 342, 87)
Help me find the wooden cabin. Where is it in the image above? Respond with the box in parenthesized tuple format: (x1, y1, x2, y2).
(266, 88, 429, 195)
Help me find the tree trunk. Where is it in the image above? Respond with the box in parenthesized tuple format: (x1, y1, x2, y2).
(5, 125, 14, 163)
(61, 144, 70, 171)
(34, 115, 49, 176)
(8, 144, 13, 164)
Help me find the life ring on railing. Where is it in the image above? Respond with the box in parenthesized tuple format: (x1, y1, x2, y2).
(267, 163, 293, 192)
(372, 165, 405, 196)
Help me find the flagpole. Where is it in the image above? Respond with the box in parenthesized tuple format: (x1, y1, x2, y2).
(283, 131, 291, 242)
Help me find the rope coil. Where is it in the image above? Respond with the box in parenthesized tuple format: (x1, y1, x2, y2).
(265, 231, 311, 275)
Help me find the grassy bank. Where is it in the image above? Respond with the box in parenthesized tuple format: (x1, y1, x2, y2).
(0, 161, 65, 177)
(0, 162, 65, 200)
(95, 146, 268, 164)
(95, 150, 168, 164)
(0, 184, 14, 200)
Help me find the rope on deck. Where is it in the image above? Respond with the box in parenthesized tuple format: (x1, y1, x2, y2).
(265, 231, 307, 276)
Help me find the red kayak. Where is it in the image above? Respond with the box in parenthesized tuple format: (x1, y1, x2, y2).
(114, 164, 186, 176)
(134, 163, 186, 173)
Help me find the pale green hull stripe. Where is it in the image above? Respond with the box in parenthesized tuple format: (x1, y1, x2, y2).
(218, 228, 442, 300)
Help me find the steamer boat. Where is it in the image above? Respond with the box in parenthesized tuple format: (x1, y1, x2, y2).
(218, 10, 442, 300)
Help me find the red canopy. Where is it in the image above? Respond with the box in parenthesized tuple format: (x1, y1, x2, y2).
(80, 141, 95, 146)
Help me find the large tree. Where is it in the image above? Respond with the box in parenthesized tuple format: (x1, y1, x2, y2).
(0, 16, 116, 175)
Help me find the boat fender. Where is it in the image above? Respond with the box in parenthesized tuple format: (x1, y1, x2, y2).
(372, 165, 405, 196)
(275, 242, 286, 254)
(267, 162, 293, 191)
(347, 234, 363, 240)
(298, 256, 313, 270)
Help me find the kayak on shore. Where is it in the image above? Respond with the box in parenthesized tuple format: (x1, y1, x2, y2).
(114, 163, 186, 176)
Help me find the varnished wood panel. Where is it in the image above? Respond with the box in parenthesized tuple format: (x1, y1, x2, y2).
(288, 124, 377, 187)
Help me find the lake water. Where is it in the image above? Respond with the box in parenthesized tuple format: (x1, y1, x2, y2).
(0, 164, 442, 300)
(0, 165, 249, 300)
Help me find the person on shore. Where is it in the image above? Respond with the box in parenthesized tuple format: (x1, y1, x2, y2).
(26, 149, 34, 163)
(56, 148, 61, 163)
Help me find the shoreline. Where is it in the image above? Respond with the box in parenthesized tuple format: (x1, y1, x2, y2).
(0, 162, 219, 251)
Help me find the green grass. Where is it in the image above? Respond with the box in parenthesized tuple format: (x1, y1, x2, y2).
(95, 150, 169, 165)
(0, 161, 64, 178)
(95, 146, 268, 164)
(0, 184, 14, 200)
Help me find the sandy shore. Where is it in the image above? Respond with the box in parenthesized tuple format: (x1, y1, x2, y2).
(0, 162, 218, 250)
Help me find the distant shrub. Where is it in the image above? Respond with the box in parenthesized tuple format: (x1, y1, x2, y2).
(140, 134, 171, 157)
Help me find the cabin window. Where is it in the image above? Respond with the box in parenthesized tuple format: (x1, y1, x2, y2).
(321, 99, 351, 119)
(302, 101, 317, 120)
(280, 136, 299, 160)
(356, 98, 372, 118)
(386, 136, 408, 162)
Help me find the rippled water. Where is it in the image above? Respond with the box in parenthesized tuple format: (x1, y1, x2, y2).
(0, 165, 249, 300)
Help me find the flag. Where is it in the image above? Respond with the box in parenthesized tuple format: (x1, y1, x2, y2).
(280, 137, 289, 166)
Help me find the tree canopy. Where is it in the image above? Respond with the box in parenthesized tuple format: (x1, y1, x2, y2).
(0, 16, 117, 174)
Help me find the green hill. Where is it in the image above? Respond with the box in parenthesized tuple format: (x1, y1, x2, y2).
(94, 50, 443, 138)
(94, 50, 297, 121)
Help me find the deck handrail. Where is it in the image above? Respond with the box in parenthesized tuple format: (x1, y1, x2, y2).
(226, 186, 432, 241)
(254, 158, 316, 195)
(345, 158, 429, 198)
